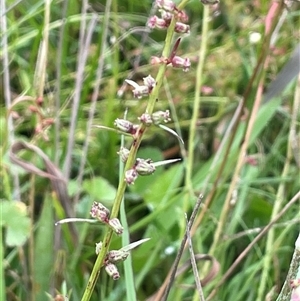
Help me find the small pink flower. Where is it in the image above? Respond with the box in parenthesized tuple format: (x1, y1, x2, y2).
(138, 113, 153, 126)
(108, 218, 124, 235)
(156, 0, 176, 12)
(105, 263, 120, 280)
(176, 10, 189, 23)
(170, 56, 191, 72)
(147, 15, 168, 29)
(132, 85, 150, 99)
(90, 202, 110, 223)
(160, 10, 173, 21)
(125, 78, 153, 99)
(152, 110, 171, 124)
(125, 168, 138, 184)
(143, 75, 156, 92)
(150, 56, 167, 65)
(175, 22, 190, 34)
(201, 85, 214, 95)
(117, 147, 130, 163)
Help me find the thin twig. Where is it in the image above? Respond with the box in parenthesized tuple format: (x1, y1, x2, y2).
(1, 0, 21, 201)
(185, 214, 205, 301)
(161, 195, 203, 301)
(63, 0, 90, 180)
(54, 0, 69, 165)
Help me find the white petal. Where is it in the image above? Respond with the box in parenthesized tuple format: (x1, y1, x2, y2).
(125, 79, 140, 89)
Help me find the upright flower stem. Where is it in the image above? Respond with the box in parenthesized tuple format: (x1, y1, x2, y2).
(81, 15, 178, 301)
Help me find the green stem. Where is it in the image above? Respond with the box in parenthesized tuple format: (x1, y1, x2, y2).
(0, 225, 5, 301)
(182, 4, 210, 229)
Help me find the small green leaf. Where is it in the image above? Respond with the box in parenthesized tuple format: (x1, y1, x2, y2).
(82, 177, 116, 205)
(1, 200, 30, 246)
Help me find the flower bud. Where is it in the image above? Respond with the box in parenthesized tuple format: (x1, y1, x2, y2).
(147, 15, 168, 29)
(114, 118, 138, 134)
(152, 110, 171, 124)
(150, 56, 164, 65)
(108, 218, 124, 235)
(114, 118, 133, 132)
(132, 85, 151, 99)
(135, 158, 156, 176)
(36, 96, 43, 106)
(125, 79, 151, 99)
(90, 202, 110, 223)
(117, 147, 130, 163)
(95, 241, 103, 255)
(176, 10, 189, 23)
(170, 56, 191, 72)
(143, 75, 156, 92)
(156, 0, 176, 12)
(138, 113, 153, 126)
(175, 22, 190, 34)
(105, 263, 120, 280)
(125, 168, 138, 185)
(42, 118, 54, 126)
(107, 250, 130, 263)
(160, 10, 173, 22)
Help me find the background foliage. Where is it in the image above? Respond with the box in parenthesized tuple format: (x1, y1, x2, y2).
(1, 0, 300, 301)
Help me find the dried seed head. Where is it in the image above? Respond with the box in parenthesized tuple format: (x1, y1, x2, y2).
(135, 158, 156, 176)
(108, 218, 124, 235)
(95, 242, 103, 255)
(133, 85, 151, 99)
(160, 9, 173, 21)
(105, 263, 120, 280)
(114, 119, 138, 134)
(114, 118, 134, 132)
(90, 202, 110, 222)
(125, 168, 138, 185)
(138, 113, 153, 126)
(107, 250, 130, 263)
(143, 75, 156, 92)
(175, 22, 190, 34)
(152, 110, 171, 124)
(118, 147, 130, 163)
(156, 0, 176, 12)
